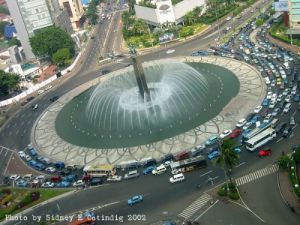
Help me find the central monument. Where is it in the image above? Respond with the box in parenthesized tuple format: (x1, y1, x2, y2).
(129, 46, 150, 101)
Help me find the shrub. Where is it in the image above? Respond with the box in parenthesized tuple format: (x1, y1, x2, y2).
(293, 149, 300, 163)
(217, 186, 227, 196)
(229, 192, 240, 200)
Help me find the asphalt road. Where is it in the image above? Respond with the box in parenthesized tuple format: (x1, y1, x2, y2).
(1, 0, 300, 225)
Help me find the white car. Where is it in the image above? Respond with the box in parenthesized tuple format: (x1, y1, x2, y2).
(41, 182, 55, 188)
(73, 180, 85, 187)
(220, 129, 232, 138)
(22, 174, 33, 180)
(37, 89, 44, 95)
(236, 118, 247, 128)
(45, 85, 53, 90)
(25, 155, 32, 161)
(163, 160, 172, 167)
(242, 122, 253, 130)
(107, 175, 122, 182)
(171, 168, 182, 175)
(9, 174, 20, 181)
(266, 91, 272, 99)
(36, 175, 46, 181)
(254, 105, 263, 113)
(18, 151, 26, 158)
(269, 101, 276, 109)
(45, 167, 56, 173)
(166, 49, 175, 54)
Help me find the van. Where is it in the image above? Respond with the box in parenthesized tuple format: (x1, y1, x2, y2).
(169, 173, 185, 183)
(152, 164, 167, 175)
(283, 103, 291, 113)
(175, 151, 189, 161)
(271, 118, 279, 128)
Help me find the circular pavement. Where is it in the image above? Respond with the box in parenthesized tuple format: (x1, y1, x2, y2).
(32, 56, 266, 166)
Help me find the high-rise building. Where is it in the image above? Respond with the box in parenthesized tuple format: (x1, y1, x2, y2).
(46, 0, 73, 34)
(58, 0, 84, 31)
(289, 0, 300, 33)
(6, 0, 53, 60)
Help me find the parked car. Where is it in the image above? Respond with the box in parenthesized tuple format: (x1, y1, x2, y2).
(16, 179, 28, 187)
(45, 167, 56, 173)
(207, 148, 220, 160)
(22, 174, 33, 180)
(143, 165, 156, 175)
(56, 181, 71, 188)
(229, 129, 242, 138)
(90, 177, 103, 186)
(152, 164, 167, 175)
(73, 180, 85, 187)
(9, 175, 20, 181)
(236, 118, 247, 128)
(18, 151, 26, 158)
(41, 182, 55, 188)
(107, 175, 122, 182)
(220, 129, 232, 139)
(128, 195, 143, 205)
(63, 175, 77, 182)
(258, 148, 272, 157)
(254, 105, 263, 113)
(205, 135, 219, 146)
(25, 155, 32, 161)
(50, 176, 61, 183)
(54, 161, 65, 169)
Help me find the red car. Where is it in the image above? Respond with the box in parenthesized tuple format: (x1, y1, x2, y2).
(229, 129, 242, 139)
(258, 148, 272, 157)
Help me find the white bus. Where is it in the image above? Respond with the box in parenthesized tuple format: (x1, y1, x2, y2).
(243, 123, 271, 141)
(245, 128, 276, 151)
(83, 165, 115, 177)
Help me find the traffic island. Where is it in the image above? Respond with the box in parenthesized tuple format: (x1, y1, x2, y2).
(217, 182, 240, 201)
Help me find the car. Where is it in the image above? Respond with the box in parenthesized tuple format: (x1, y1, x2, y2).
(54, 161, 65, 169)
(250, 115, 261, 124)
(32, 104, 38, 110)
(45, 85, 53, 90)
(254, 105, 263, 113)
(63, 174, 77, 182)
(152, 164, 167, 175)
(282, 126, 292, 138)
(56, 181, 71, 188)
(290, 116, 296, 126)
(45, 167, 56, 173)
(58, 169, 71, 176)
(163, 160, 172, 167)
(207, 148, 220, 160)
(50, 96, 59, 102)
(128, 195, 143, 205)
(234, 147, 242, 153)
(124, 170, 140, 179)
(107, 175, 122, 182)
(229, 129, 242, 138)
(37, 89, 44, 95)
(205, 135, 219, 145)
(258, 148, 272, 157)
(166, 49, 175, 54)
(262, 98, 269, 106)
(220, 129, 232, 139)
(171, 168, 182, 175)
(73, 180, 85, 187)
(16, 179, 28, 187)
(25, 155, 32, 161)
(242, 122, 253, 130)
(276, 122, 287, 133)
(236, 118, 247, 128)
(27, 96, 35, 102)
(272, 108, 280, 117)
(143, 165, 156, 175)
(18, 151, 26, 158)
(90, 177, 103, 186)
(41, 182, 55, 188)
(9, 174, 20, 181)
(22, 174, 33, 180)
(36, 175, 46, 181)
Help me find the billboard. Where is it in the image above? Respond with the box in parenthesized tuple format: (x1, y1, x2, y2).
(274, 1, 288, 12)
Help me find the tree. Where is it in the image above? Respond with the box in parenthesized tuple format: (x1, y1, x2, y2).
(256, 19, 264, 27)
(86, 0, 99, 25)
(278, 153, 292, 170)
(0, 21, 9, 37)
(0, 5, 9, 15)
(52, 48, 72, 66)
(29, 26, 75, 59)
(215, 139, 240, 184)
(0, 70, 20, 96)
(184, 11, 194, 26)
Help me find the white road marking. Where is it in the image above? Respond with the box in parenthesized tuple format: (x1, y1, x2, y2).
(235, 162, 246, 168)
(200, 170, 213, 177)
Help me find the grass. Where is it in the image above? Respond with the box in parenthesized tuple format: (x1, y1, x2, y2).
(0, 114, 6, 127)
(0, 188, 70, 221)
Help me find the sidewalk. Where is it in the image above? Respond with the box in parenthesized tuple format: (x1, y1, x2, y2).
(277, 169, 300, 214)
(267, 33, 300, 54)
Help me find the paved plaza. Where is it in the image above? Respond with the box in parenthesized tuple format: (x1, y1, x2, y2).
(32, 56, 266, 166)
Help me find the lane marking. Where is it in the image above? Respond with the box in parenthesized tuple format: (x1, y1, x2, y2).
(200, 170, 213, 177)
(235, 162, 246, 168)
(194, 199, 219, 221)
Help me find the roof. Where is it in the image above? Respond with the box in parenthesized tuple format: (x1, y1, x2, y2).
(4, 24, 16, 39)
(83, 165, 114, 171)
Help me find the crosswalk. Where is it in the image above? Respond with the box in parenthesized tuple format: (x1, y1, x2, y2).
(235, 164, 279, 186)
(178, 193, 213, 219)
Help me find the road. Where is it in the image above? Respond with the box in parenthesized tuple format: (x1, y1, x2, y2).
(1, 0, 300, 225)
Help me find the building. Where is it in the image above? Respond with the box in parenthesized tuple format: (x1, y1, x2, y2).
(46, 0, 73, 34)
(8, 45, 22, 64)
(288, 0, 300, 34)
(134, 0, 205, 26)
(6, 0, 53, 60)
(58, 0, 84, 31)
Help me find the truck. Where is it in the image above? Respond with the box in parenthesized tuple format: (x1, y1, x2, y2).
(170, 155, 207, 173)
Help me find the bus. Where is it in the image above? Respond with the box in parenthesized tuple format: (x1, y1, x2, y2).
(83, 165, 115, 177)
(170, 155, 207, 173)
(243, 123, 271, 141)
(245, 128, 276, 151)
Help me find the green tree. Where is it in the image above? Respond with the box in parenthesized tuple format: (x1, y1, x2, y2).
(256, 19, 264, 27)
(179, 26, 194, 38)
(29, 26, 75, 59)
(86, 0, 99, 25)
(8, 37, 21, 47)
(184, 11, 194, 26)
(278, 153, 292, 170)
(0, 21, 9, 37)
(215, 139, 240, 184)
(52, 48, 72, 66)
(0, 5, 9, 15)
(0, 70, 20, 96)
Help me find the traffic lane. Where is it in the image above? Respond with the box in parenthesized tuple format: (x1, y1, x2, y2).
(0, 147, 12, 179)
(196, 200, 265, 225)
(238, 173, 299, 225)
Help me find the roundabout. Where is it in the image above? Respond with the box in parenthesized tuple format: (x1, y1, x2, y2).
(32, 56, 266, 166)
